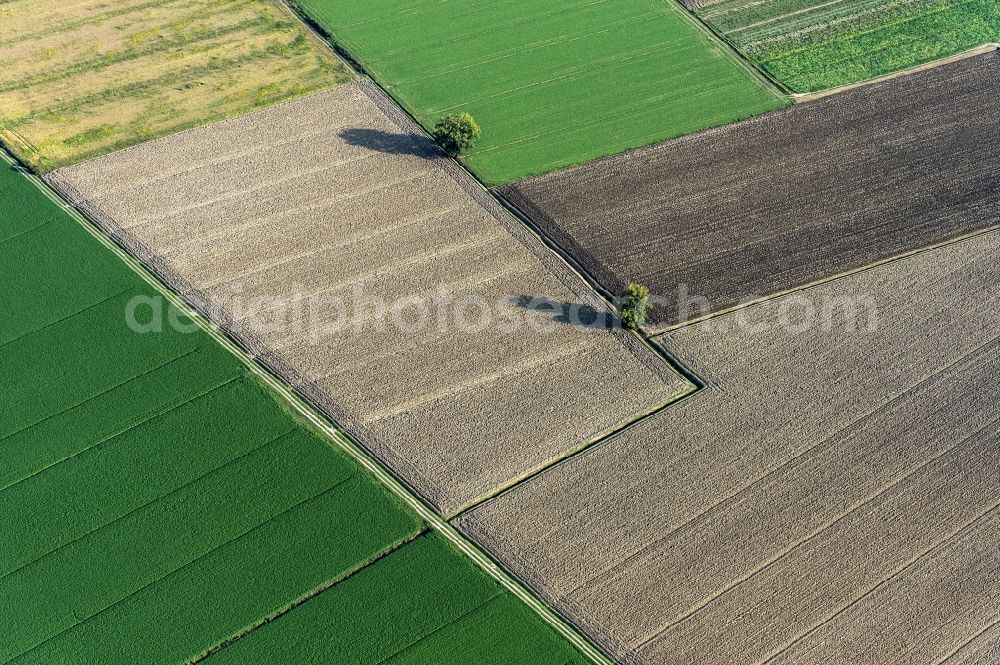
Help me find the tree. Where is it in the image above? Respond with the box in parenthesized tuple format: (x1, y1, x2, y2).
(432, 112, 481, 156)
(618, 283, 652, 330)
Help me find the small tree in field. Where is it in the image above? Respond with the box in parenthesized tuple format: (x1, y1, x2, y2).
(432, 112, 480, 156)
(619, 283, 652, 331)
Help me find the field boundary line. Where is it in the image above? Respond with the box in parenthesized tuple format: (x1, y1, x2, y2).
(0, 418, 288, 585)
(653, 224, 1000, 336)
(8, 474, 354, 663)
(187, 531, 425, 664)
(451, 381, 699, 520)
(665, 0, 793, 98)
(568, 335, 1000, 608)
(0, 353, 231, 494)
(633, 412, 1000, 653)
(760, 502, 1000, 665)
(793, 42, 1000, 102)
(0, 286, 131, 351)
(283, 0, 367, 77)
(936, 616, 1000, 664)
(494, 190, 707, 386)
(371, 595, 509, 665)
(451, 383, 700, 525)
(283, 0, 713, 394)
(0, 347, 197, 447)
(350, 76, 702, 498)
(0, 219, 51, 247)
(2, 147, 618, 665)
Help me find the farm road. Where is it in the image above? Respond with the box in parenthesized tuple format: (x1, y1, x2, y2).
(498, 52, 1000, 330)
(458, 229, 1000, 663)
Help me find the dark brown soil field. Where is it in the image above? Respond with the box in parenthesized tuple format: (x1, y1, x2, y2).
(458, 229, 1000, 664)
(498, 53, 1000, 330)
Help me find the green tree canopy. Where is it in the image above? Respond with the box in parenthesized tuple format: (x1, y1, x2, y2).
(432, 112, 481, 156)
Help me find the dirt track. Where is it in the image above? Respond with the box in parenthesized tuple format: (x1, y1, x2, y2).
(458, 229, 1000, 663)
(47, 81, 687, 515)
(498, 53, 1000, 330)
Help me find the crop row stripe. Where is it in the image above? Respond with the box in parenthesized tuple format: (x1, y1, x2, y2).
(2, 147, 617, 665)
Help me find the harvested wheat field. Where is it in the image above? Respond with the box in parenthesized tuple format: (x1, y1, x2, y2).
(48, 81, 688, 516)
(0, 0, 351, 171)
(499, 53, 1000, 331)
(458, 229, 1000, 664)
(1, 159, 590, 663)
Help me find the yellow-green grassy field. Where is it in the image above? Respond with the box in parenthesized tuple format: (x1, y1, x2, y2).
(0, 0, 352, 171)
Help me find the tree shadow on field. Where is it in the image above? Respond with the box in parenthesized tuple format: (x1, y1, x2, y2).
(338, 128, 437, 158)
(510, 295, 616, 330)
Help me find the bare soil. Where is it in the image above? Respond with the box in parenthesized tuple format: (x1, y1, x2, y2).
(498, 53, 1000, 331)
(458, 229, 1000, 663)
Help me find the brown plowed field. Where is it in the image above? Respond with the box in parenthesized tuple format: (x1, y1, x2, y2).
(47, 81, 687, 516)
(498, 53, 1000, 330)
(458, 229, 1000, 663)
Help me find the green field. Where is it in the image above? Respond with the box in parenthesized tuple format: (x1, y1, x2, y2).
(0, 162, 589, 663)
(694, 0, 1000, 92)
(294, 0, 785, 184)
(204, 534, 586, 664)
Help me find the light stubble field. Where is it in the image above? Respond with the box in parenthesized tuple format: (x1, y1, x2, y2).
(0, 0, 352, 171)
(1, 159, 594, 663)
(293, 0, 785, 185)
(47, 81, 689, 516)
(689, 0, 1000, 91)
(499, 54, 1000, 330)
(459, 229, 1000, 664)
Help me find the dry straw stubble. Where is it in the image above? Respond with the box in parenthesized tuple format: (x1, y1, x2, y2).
(48, 82, 688, 515)
(458, 229, 1000, 663)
